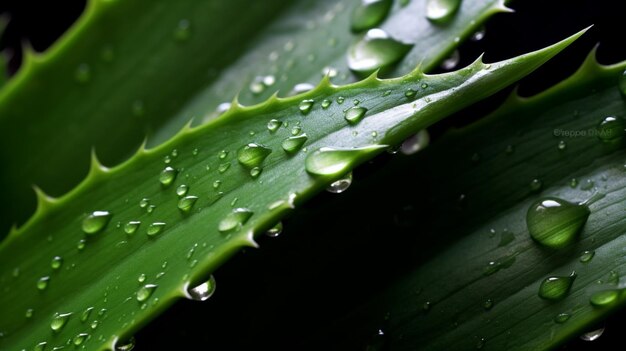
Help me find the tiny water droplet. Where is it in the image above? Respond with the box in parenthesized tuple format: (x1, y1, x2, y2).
(124, 221, 141, 234)
(404, 88, 417, 98)
(187, 275, 217, 301)
(305, 146, 385, 176)
(321, 99, 332, 109)
(423, 301, 431, 311)
(344, 106, 368, 124)
(290, 83, 315, 95)
(558, 140, 567, 150)
(174, 19, 191, 41)
(213, 180, 222, 189)
(171, 149, 178, 158)
(37, 276, 50, 291)
(80, 307, 93, 322)
(322, 66, 338, 78)
(440, 49, 460, 70)
(426, 0, 461, 24)
(218, 162, 231, 173)
(267, 119, 281, 132)
(483, 255, 516, 276)
(35, 342, 47, 351)
(82, 211, 112, 234)
(350, 0, 392, 32)
(218, 208, 254, 233)
(471, 27, 486, 41)
(147, 204, 156, 213)
(250, 167, 262, 178)
(347, 28, 413, 77)
(218, 150, 229, 159)
(74, 63, 91, 83)
(282, 134, 308, 154)
(476, 337, 486, 349)
(299, 99, 314, 114)
(597, 116, 625, 143)
(291, 126, 302, 136)
(580, 250, 595, 263)
(115, 336, 136, 351)
(73, 333, 89, 346)
(237, 143, 272, 168)
(580, 327, 605, 341)
(138, 274, 146, 283)
(570, 178, 579, 188)
(526, 197, 590, 248)
(590, 290, 620, 307)
(608, 270, 620, 285)
(137, 284, 158, 302)
(529, 178, 542, 192)
(266, 222, 283, 238)
(50, 256, 63, 270)
(90, 319, 99, 329)
(139, 198, 150, 208)
(50, 312, 72, 332)
(176, 184, 189, 197)
(159, 167, 177, 186)
(326, 172, 353, 193)
(538, 272, 577, 301)
(178, 196, 198, 213)
(400, 130, 430, 155)
(146, 222, 166, 236)
(25, 308, 34, 318)
(483, 299, 493, 310)
(554, 312, 571, 323)
(192, 148, 199, 156)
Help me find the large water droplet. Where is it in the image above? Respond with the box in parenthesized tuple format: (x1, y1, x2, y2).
(266, 222, 283, 238)
(526, 197, 590, 248)
(82, 211, 112, 235)
(159, 166, 177, 186)
(305, 146, 385, 177)
(237, 143, 272, 168)
(187, 275, 217, 301)
(347, 28, 413, 77)
(178, 196, 198, 213)
(124, 221, 141, 234)
(176, 184, 189, 197)
(326, 172, 353, 193)
(299, 99, 314, 115)
(146, 222, 166, 236)
(597, 116, 625, 143)
(282, 134, 308, 154)
(538, 272, 576, 301)
(267, 119, 282, 133)
(115, 336, 136, 351)
(590, 289, 621, 307)
(350, 0, 393, 32)
(50, 312, 72, 332)
(580, 327, 605, 341)
(218, 208, 254, 233)
(137, 284, 158, 302)
(400, 130, 430, 155)
(426, 0, 462, 24)
(344, 106, 368, 124)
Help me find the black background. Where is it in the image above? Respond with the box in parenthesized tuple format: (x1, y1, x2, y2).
(1, 0, 625, 350)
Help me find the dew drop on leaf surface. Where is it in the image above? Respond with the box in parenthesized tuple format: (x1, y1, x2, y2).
(218, 208, 254, 233)
(187, 275, 217, 301)
(82, 210, 112, 234)
(159, 166, 177, 186)
(350, 0, 392, 33)
(326, 172, 353, 193)
(265, 222, 283, 238)
(347, 28, 413, 77)
(344, 106, 368, 124)
(538, 271, 576, 301)
(426, 0, 462, 24)
(282, 134, 308, 154)
(526, 197, 590, 248)
(237, 143, 272, 168)
(50, 312, 72, 332)
(137, 284, 158, 302)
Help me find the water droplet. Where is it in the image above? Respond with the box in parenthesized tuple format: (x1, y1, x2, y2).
(423, 301, 431, 311)
(175, 185, 189, 197)
(147, 222, 166, 236)
(267, 119, 281, 132)
(122, 221, 140, 235)
(526, 197, 590, 248)
(597, 116, 625, 143)
(178, 196, 198, 213)
(305, 145, 385, 176)
(590, 290, 621, 307)
(404, 88, 417, 98)
(529, 178, 542, 192)
(218, 150, 229, 159)
(250, 167, 262, 178)
(218, 208, 254, 233)
(187, 275, 216, 301)
(322, 99, 332, 109)
(139, 198, 150, 209)
(25, 308, 34, 318)
(35, 342, 47, 351)
(580, 250, 595, 263)
(344, 106, 368, 124)
(326, 172, 353, 193)
(538, 272, 577, 301)
(192, 148, 199, 156)
(80, 307, 93, 322)
(558, 140, 567, 150)
(421, 83, 429, 89)
(580, 327, 605, 341)
(322, 66, 338, 78)
(291, 126, 302, 136)
(337, 96, 345, 104)
(483, 255, 516, 276)
(299, 99, 314, 115)
(115, 336, 136, 351)
(82, 211, 112, 235)
(147, 204, 156, 213)
(37, 276, 50, 291)
(400, 130, 430, 155)
(282, 134, 308, 154)
(213, 180, 222, 189)
(347, 28, 413, 77)
(351, 0, 392, 32)
(440, 49, 460, 70)
(73, 333, 89, 346)
(471, 27, 486, 41)
(249, 77, 266, 94)
(50, 312, 72, 332)
(608, 270, 620, 285)
(237, 143, 272, 168)
(90, 319, 99, 329)
(554, 312, 571, 324)
(265, 222, 283, 238)
(218, 162, 231, 173)
(570, 178, 579, 188)
(476, 338, 486, 349)
(137, 284, 158, 302)
(483, 299, 493, 310)
(159, 166, 177, 187)
(174, 19, 191, 41)
(74, 63, 91, 83)
(48, 256, 63, 271)
(171, 149, 178, 158)
(137, 274, 147, 283)
(290, 83, 315, 95)
(426, 0, 461, 24)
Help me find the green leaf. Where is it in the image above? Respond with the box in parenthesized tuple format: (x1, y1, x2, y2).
(0, 0, 509, 233)
(316, 49, 626, 350)
(0, 30, 585, 351)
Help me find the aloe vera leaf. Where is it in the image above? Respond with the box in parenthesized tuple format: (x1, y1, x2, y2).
(310, 49, 626, 350)
(0, 30, 585, 351)
(0, 0, 509, 234)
